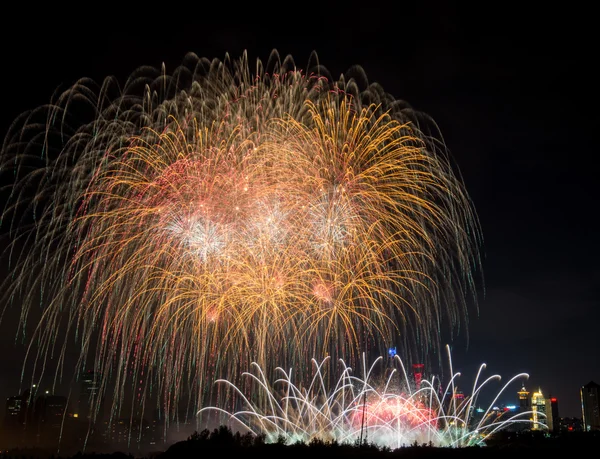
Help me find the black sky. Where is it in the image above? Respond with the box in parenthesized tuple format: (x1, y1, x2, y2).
(0, 3, 598, 419)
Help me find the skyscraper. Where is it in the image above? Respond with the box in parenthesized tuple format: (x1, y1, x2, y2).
(517, 384, 530, 412)
(78, 370, 103, 422)
(531, 388, 547, 431)
(580, 380, 600, 432)
(546, 396, 559, 433)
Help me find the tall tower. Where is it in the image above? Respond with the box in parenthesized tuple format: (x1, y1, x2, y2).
(546, 396, 559, 433)
(531, 388, 547, 430)
(581, 381, 600, 431)
(518, 384, 530, 412)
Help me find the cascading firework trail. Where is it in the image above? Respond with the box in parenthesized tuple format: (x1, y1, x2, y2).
(197, 345, 540, 449)
(0, 50, 482, 428)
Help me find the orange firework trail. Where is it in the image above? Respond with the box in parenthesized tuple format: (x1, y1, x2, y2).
(0, 51, 482, 428)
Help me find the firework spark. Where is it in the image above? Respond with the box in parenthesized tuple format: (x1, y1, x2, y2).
(197, 345, 541, 449)
(0, 50, 482, 427)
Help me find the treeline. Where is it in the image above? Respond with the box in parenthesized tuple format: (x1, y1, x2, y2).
(157, 427, 600, 458)
(3, 427, 600, 459)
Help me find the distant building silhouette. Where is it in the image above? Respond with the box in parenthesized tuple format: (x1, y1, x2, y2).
(78, 369, 103, 422)
(31, 392, 68, 447)
(3, 387, 75, 450)
(3, 388, 35, 447)
(581, 380, 600, 431)
(104, 417, 150, 452)
(546, 396, 559, 433)
(4, 390, 29, 429)
(559, 416, 584, 432)
(35, 393, 67, 428)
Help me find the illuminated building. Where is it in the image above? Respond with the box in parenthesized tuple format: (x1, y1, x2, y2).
(530, 388, 547, 431)
(516, 384, 549, 431)
(580, 380, 600, 431)
(412, 363, 425, 391)
(517, 384, 530, 413)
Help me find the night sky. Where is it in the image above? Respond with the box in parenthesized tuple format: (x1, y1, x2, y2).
(0, 3, 598, 420)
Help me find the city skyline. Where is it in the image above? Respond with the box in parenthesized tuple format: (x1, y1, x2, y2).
(2, 361, 594, 453)
(0, 1, 598, 430)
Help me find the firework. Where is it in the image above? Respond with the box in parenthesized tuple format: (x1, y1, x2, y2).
(0, 50, 482, 426)
(197, 345, 541, 449)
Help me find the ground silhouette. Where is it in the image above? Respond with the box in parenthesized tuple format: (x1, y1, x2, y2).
(2, 427, 600, 458)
